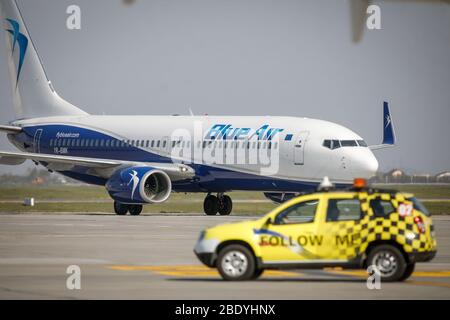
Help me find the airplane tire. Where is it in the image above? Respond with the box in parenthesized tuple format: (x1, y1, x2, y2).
(204, 195, 219, 215)
(218, 195, 232, 216)
(114, 201, 128, 215)
(129, 205, 143, 216)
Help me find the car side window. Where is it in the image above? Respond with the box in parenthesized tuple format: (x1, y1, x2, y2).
(326, 199, 362, 222)
(275, 200, 319, 225)
(370, 198, 395, 217)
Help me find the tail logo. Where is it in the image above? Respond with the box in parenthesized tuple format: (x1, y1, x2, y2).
(384, 114, 391, 129)
(5, 19, 28, 87)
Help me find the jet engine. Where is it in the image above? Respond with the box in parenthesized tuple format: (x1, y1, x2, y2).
(106, 166, 172, 204)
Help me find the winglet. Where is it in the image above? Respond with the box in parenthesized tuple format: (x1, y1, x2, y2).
(382, 101, 395, 145)
(369, 101, 396, 151)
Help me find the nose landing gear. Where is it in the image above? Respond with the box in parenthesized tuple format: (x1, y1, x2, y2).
(203, 194, 233, 216)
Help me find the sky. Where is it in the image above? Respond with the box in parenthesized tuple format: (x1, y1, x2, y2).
(0, 0, 449, 175)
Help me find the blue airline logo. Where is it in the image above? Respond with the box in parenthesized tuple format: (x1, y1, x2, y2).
(205, 124, 284, 141)
(5, 19, 28, 87)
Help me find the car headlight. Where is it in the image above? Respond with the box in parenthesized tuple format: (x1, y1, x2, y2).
(198, 230, 206, 242)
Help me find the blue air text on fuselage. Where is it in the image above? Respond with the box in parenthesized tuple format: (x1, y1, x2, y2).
(204, 124, 284, 141)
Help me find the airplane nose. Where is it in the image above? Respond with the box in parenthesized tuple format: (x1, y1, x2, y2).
(352, 151, 379, 178)
(366, 154, 379, 176)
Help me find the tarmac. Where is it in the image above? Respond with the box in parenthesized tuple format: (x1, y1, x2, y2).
(0, 213, 449, 299)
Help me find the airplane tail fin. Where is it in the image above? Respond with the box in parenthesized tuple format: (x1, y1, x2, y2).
(0, 0, 87, 120)
(382, 101, 395, 145)
(370, 101, 396, 150)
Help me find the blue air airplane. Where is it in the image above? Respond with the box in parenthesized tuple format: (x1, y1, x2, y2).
(0, 0, 394, 215)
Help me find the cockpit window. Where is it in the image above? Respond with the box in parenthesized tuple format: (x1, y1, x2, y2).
(331, 140, 340, 149)
(340, 140, 358, 147)
(357, 140, 368, 147)
(323, 139, 368, 149)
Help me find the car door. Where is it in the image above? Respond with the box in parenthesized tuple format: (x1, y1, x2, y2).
(257, 195, 325, 263)
(319, 194, 366, 262)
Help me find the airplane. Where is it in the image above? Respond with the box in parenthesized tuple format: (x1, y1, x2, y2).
(0, 0, 393, 216)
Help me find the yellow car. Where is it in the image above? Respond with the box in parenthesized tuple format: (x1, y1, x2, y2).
(194, 180, 437, 281)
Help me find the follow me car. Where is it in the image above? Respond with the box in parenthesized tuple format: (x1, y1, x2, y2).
(194, 179, 437, 281)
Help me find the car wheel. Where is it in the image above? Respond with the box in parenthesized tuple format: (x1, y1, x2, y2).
(367, 244, 407, 282)
(218, 195, 232, 216)
(217, 244, 255, 281)
(129, 205, 143, 216)
(114, 201, 128, 215)
(204, 195, 219, 215)
(399, 263, 415, 281)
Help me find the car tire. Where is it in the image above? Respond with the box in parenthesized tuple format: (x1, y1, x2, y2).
(367, 244, 407, 282)
(129, 205, 143, 216)
(204, 195, 219, 216)
(251, 268, 264, 280)
(114, 201, 128, 215)
(218, 195, 232, 216)
(399, 263, 415, 281)
(217, 244, 255, 281)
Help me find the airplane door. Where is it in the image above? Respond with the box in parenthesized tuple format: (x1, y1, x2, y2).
(33, 129, 43, 153)
(293, 131, 309, 165)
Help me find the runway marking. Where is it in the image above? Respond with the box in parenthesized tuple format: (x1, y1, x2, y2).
(108, 265, 300, 277)
(323, 268, 450, 278)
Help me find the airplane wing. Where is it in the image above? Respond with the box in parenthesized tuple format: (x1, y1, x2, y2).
(0, 150, 195, 181)
(0, 125, 22, 134)
(369, 101, 396, 151)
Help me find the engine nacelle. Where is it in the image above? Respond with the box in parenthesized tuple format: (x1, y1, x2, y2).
(106, 166, 172, 204)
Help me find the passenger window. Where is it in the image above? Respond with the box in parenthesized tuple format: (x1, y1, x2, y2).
(157, 141, 160, 148)
(370, 198, 395, 217)
(162, 141, 167, 148)
(327, 199, 362, 222)
(275, 200, 319, 225)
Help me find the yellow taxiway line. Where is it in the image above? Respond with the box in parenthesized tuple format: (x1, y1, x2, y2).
(109, 265, 300, 277)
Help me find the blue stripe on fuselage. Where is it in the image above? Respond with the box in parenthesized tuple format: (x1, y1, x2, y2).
(15, 124, 349, 193)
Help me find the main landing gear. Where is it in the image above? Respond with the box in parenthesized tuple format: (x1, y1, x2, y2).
(114, 201, 143, 216)
(203, 194, 233, 216)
